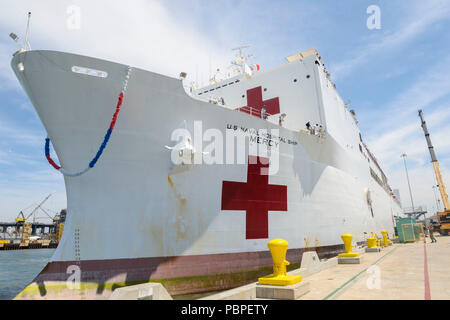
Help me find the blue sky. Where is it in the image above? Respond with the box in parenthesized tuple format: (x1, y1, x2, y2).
(1, 0, 450, 221)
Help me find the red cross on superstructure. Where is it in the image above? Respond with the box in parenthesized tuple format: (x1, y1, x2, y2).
(221, 156, 288, 239)
(238, 86, 280, 118)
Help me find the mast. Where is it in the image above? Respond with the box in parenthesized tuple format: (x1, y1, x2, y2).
(24, 12, 31, 51)
(231, 45, 251, 75)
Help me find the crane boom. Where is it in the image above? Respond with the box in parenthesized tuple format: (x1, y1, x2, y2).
(418, 109, 450, 211)
(25, 193, 53, 220)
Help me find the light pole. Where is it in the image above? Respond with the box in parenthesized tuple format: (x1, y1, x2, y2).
(401, 153, 416, 241)
(401, 153, 415, 212)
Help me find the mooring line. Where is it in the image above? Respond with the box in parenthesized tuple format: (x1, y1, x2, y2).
(322, 246, 398, 300)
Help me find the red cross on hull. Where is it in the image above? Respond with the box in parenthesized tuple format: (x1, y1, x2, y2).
(238, 86, 280, 118)
(221, 156, 288, 239)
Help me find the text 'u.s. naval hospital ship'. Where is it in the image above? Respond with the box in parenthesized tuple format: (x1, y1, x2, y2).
(11, 41, 402, 299)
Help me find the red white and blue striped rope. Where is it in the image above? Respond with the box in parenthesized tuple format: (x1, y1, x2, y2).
(45, 66, 132, 177)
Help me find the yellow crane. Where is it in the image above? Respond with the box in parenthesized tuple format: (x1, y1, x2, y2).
(15, 194, 52, 224)
(15, 194, 52, 243)
(419, 110, 450, 235)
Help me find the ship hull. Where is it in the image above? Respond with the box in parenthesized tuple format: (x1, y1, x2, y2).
(11, 50, 401, 299)
(16, 245, 346, 299)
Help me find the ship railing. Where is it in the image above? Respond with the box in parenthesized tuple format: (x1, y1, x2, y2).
(403, 206, 427, 215)
(235, 106, 273, 119)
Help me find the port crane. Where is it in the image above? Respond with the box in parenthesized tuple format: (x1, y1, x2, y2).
(15, 194, 53, 242)
(419, 109, 450, 235)
(15, 193, 53, 224)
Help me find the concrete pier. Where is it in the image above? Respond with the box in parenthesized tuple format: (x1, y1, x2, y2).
(300, 235, 450, 300)
(199, 235, 450, 300)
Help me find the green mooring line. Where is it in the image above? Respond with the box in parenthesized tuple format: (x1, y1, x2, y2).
(322, 247, 398, 300)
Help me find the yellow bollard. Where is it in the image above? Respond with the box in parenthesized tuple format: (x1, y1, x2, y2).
(258, 239, 302, 286)
(338, 234, 360, 257)
(381, 230, 391, 247)
(366, 237, 377, 248)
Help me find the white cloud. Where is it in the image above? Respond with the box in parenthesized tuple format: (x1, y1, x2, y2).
(368, 105, 450, 166)
(365, 89, 450, 217)
(0, 0, 235, 90)
(3, 0, 279, 223)
(0, 159, 66, 221)
(1, 0, 449, 222)
(331, 1, 450, 80)
(0, 149, 41, 166)
(0, 117, 43, 147)
(0, 0, 240, 220)
(388, 161, 449, 216)
(0, 42, 20, 91)
(0, 189, 66, 222)
(382, 60, 450, 121)
(363, 50, 450, 168)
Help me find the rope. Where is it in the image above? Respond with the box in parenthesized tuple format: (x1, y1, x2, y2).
(45, 66, 132, 177)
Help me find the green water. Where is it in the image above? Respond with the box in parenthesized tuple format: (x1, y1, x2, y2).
(0, 249, 55, 300)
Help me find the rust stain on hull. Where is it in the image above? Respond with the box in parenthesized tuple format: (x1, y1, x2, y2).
(168, 176, 188, 240)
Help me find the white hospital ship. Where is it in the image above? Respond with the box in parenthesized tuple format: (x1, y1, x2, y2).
(11, 46, 402, 299)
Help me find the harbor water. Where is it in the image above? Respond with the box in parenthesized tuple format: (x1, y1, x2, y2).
(0, 249, 54, 300)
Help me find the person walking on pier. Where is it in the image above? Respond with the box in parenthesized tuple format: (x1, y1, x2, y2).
(428, 224, 437, 243)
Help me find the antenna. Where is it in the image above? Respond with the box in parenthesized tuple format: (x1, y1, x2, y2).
(209, 52, 212, 84)
(231, 45, 251, 75)
(25, 12, 31, 51)
(9, 12, 32, 56)
(232, 45, 250, 58)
